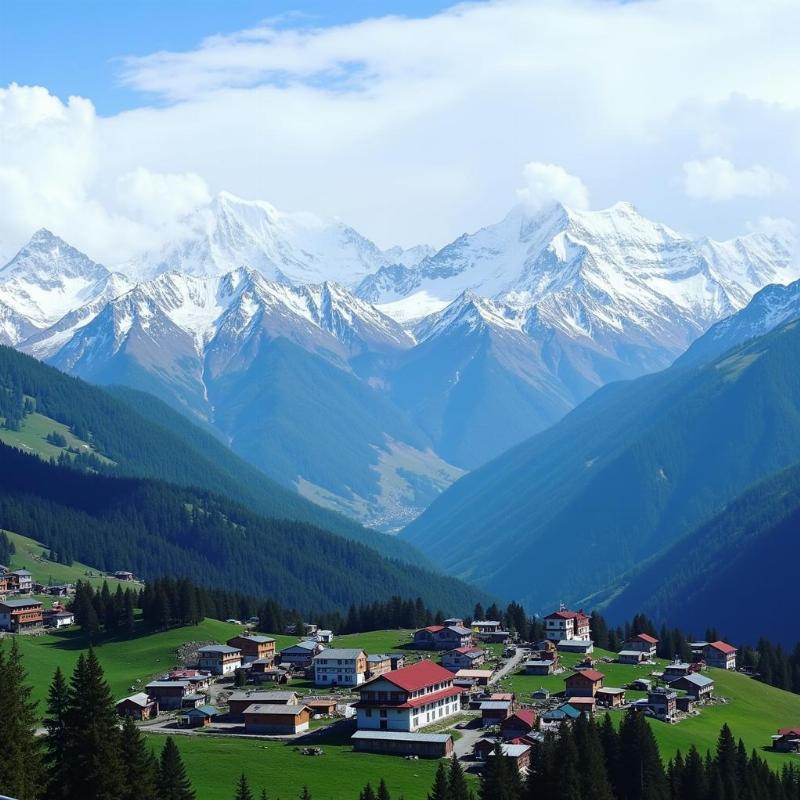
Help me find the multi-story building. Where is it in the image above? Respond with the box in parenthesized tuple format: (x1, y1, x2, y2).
(354, 660, 463, 732)
(227, 634, 276, 664)
(442, 646, 485, 672)
(197, 644, 242, 675)
(312, 648, 367, 687)
(413, 624, 473, 651)
(703, 641, 737, 670)
(0, 599, 43, 632)
(544, 607, 591, 642)
(621, 633, 659, 659)
(280, 639, 325, 669)
(8, 569, 33, 594)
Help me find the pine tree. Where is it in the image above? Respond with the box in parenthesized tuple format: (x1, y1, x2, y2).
(617, 709, 668, 800)
(377, 779, 391, 800)
(479, 742, 519, 800)
(429, 762, 450, 800)
(573, 714, 614, 800)
(448, 755, 471, 800)
(300, 788, 312, 800)
(42, 666, 70, 800)
(159, 737, 196, 800)
(123, 590, 136, 636)
(119, 716, 158, 800)
(0, 639, 42, 800)
(553, 722, 582, 800)
(361, 784, 377, 800)
(233, 773, 254, 800)
(63, 649, 123, 800)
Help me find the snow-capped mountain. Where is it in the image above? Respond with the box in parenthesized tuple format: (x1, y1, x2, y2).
(679, 276, 800, 366)
(2, 195, 797, 530)
(120, 191, 431, 286)
(0, 229, 129, 340)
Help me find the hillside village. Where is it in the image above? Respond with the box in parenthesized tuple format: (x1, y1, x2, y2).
(5, 555, 796, 776)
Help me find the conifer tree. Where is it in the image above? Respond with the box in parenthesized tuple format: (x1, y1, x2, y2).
(42, 666, 70, 800)
(377, 779, 391, 800)
(553, 721, 583, 800)
(234, 773, 254, 800)
(119, 716, 158, 800)
(300, 787, 312, 800)
(63, 649, 123, 800)
(617, 709, 668, 800)
(573, 714, 614, 800)
(448, 755, 471, 800)
(159, 737, 196, 800)
(360, 784, 377, 800)
(428, 761, 450, 800)
(479, 742, 519, 800)
(0, 639, 42, 800)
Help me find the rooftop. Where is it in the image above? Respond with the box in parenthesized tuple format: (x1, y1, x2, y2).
(243, 703, 309, 716)
(0, 599, 42, 608)
(198, 644, 241, 655)
(351, 730, 451, 744)
(706, 640, 737, 655)
(368, 660, 454, 692)
(229, 691, 297, 703)
(313, 648, 365, 660)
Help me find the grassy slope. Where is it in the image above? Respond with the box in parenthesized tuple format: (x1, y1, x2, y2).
(501, 649, 800, 769)
(3, 529, 142, 592)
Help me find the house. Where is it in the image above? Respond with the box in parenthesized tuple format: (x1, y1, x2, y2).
(197, 644, 242, 675)
(228, 690, 300, 719)
(564, 669, 605, 697)
(316, 629, 334, 643)
(227, 634, 276, 664)
(480, 700, 512, 726)
(367, 654, 393, 680)
(181, 705, 219, 728)
(557, 639, 594, 654)
(544, 607, 591, 642)
(647, 688, 677, 720)
(565, 696, 596, 715)
(351, 730, 453, 758)
(116, 692, 158, 720)
(167, 669, 211, 691)
(524, 658, 556, 676)
(501, 710, 538, 740)
(444, 618, 465, 627)
(145, 680, 192, 710)
(629, 678, 652, 692)
(474, 740, 532, 772)
(280, 639, 324, 669)
(251, 662, 291, 684)
(0, 599, 43, 632)
(442, 646, 485, 671)
(662, 662, 693, 683)
(531, 688, 550, 701)
(43, 608, 75, 629)
(312, 648, 368, 687)
(472, 620, 511, 643)
(388, 654, 406, 670)
(113, 570, 135, 581)
(455, 669, 493, 686)
(772, 728, 800, 753)
(703, 641, 737, 670)
(596, 688, 626, 708)
(622, 633, 659, 659)
(541, 704, 581, 726)
(8, 569, 33, 594)
(0, 569, 9, 595)
(43, 584, 73, 597)
(413, 624, 474, 650)
(305, 697, 338, 717)
(182, 692, 206, 709)
(243, 703, 311, 735)
(676, 696, 695, 713)
(618, 650, 646, 665)
(354, 660, 463, 732)
(670, 673, 714, 701)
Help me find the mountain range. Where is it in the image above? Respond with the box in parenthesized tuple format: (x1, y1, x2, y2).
(402, 277, 800, 613)
(1, 193, 796, 528)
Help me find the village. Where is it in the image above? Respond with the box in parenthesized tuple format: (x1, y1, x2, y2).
(1, 555, 800, 781)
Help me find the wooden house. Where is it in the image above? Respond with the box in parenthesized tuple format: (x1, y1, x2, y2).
(116, 692, 158, 720)
(703, 641, 737, 670)
(227, 634, 276, 664)
(228, 690, 300, 719)
(243, 703, 311, 735)
(596, 687, 626, 707)
(564, 669, 605, 697)
(500, 710, 537, 740)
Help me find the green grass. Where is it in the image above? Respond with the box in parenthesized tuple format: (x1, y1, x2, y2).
(333, 629, 418, 653)
(3, 529, 143, 592)
(500, 648, 800, 769)
(0, 411, 113, 464)
(147, 728, 448, 800)
(6, 618, 243, 709)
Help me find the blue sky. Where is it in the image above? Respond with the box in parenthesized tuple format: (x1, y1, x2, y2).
(1, 0, 454, 113)
(0, 0, 797, 262)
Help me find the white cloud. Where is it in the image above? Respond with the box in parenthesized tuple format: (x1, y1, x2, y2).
(517, 163, 589, 212)
(2, 0, 800, 258)
(682, 157, 788, 201)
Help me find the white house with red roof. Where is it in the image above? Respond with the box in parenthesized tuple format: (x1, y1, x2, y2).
(354, 660, 463, 732)
(703, 641, 737, 670)
(622, 633, 659, 659)
(544, 607, 591, 643)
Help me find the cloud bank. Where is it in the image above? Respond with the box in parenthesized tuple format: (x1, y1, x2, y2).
(1, 0, 799, 263)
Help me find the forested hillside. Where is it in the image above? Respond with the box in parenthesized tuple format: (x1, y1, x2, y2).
(602, 461, 800, 642)
(0, 345, 424, 564)
(403, 316, 800, 610)
(0, 441, 487, 613)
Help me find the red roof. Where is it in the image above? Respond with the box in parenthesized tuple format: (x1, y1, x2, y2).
(707, 640, 736, 655)
(566, 669, 605, 683)
(376, 660, 455, 692)
(452, 646, 482, 655)
(778, 727, 800, 736)
(546, 609, 588, 621)
(419, 625, 444, 633)
(503, 710, 537, 728)
(634, 633, 658, 644)
(354, 685, 462, 710)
